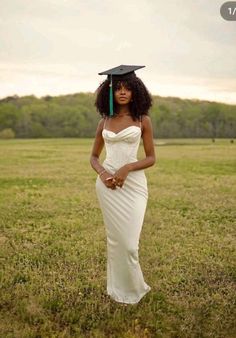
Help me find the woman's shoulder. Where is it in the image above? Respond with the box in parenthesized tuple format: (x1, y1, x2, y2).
(97, 116, 107, 128)
(141, 114, 151, 125)
(140, 114, 153, 134)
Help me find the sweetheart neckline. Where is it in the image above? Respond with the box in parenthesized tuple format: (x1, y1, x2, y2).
(103, 125, 141, 135)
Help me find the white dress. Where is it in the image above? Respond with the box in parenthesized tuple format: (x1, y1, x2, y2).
(95, 118, 151, 304)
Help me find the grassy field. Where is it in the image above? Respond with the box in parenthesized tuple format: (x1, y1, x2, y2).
(0, 138, 235, 338)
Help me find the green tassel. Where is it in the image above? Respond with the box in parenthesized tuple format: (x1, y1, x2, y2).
(109, 75, 113, 116)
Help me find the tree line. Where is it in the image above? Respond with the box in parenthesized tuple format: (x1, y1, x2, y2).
(0, 93, 235, 139)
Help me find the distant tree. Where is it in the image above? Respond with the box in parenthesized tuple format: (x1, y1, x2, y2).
(0, 128, 15, 139)
(0, 93, 235, 138)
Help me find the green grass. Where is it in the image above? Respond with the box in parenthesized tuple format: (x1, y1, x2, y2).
(0, 138, 235, 338)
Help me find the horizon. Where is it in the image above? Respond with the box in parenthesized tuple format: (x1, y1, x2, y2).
(1, 90, 235, 107)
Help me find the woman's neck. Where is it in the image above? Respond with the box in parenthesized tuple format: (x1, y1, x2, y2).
(116, 105, 130, 117)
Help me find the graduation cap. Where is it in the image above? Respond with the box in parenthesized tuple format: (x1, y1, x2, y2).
(98, 65, 145, 116)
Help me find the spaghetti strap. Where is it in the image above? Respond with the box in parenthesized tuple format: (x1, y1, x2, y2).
(103, 117, 107, 130)
(139, 115, 142, 128)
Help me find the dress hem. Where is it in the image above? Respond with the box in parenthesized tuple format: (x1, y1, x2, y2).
(107, 285, 151, 305)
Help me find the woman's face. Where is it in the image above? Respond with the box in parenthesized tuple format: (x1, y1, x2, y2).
(114, 82, 132, 105)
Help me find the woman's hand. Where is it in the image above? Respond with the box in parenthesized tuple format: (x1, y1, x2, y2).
(113, 165, 130, 188)
(100, 171, 117, 190)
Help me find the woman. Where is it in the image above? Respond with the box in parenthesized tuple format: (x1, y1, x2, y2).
(90, 65, 156, 304)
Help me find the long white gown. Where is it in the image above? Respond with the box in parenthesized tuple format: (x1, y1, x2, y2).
(95, 118, 151, 304)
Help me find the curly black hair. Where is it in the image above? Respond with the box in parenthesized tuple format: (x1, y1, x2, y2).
(95, 73, 152, 121)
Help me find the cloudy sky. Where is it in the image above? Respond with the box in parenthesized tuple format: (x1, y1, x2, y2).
(0, 0, 235, 104)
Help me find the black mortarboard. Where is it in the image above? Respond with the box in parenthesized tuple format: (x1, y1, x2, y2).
(98, 64, 145, 116)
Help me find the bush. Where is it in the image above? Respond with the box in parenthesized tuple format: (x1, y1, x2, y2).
(0, 128, 16, 139)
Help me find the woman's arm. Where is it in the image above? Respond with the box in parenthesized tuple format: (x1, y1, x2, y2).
(90, 118, 106, 174)
(90, 118, 117, 190)
(127, 115, 156, 171)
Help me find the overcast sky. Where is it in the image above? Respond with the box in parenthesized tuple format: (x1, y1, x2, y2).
(0, 0, 235, 104)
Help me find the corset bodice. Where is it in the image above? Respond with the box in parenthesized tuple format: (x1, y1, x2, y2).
(102, 126, 141, 171)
